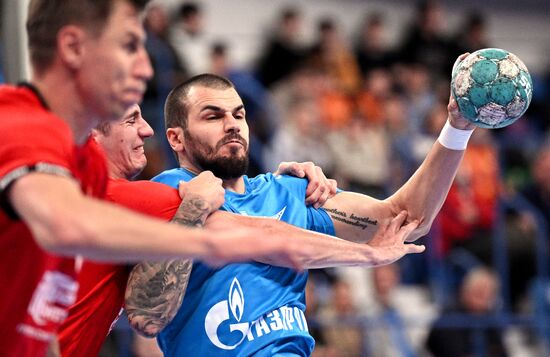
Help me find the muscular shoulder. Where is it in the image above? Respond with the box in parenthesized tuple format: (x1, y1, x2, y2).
(246, 173, 308, 202)
(270, 174, 308, 195)
(250, 172, 307, 187)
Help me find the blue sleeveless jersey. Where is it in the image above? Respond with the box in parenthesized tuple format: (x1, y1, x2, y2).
(152, 168, 335, 356)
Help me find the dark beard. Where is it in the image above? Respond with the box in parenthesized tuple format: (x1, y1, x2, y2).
(184, 130, 249, 179)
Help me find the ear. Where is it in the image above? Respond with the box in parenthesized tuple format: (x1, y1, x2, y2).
(57, 25, 86, 70)
(91, 129, 99, 141)
(166, 127, 185, 153)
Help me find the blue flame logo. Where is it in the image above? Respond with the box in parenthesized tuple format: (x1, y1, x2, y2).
(228, 278, 244, 322)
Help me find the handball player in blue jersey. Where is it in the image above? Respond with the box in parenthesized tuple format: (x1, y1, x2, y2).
(125, 71, 475, 356)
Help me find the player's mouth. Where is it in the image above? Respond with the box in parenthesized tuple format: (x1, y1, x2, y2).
(224, 140, 244, 146)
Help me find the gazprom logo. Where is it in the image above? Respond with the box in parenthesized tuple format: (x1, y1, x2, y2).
(204, 276, 309, 351)
(204, 277, 249, 350)
(229, 278, 244, 322)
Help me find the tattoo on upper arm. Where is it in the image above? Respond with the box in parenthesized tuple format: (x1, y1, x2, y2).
(324, 208, 377, 230)
(125, 194, 209, 336)
(125, 259, 193, 337)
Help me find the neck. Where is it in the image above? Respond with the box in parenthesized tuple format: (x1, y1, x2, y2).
(222, 177, 245, 194)
(108, 166, 126, 180)
(31, 70, 98, 146)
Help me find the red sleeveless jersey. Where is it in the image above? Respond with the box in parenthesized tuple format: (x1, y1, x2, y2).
(0, 85, 108, 357)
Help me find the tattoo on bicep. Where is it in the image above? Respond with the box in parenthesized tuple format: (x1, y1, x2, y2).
(325, 208, 377, 230)
(125, 194, 209, 336)
(126, 259, 193, 337)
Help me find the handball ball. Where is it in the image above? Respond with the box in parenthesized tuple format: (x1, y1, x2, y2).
(451, 48, 533, 128)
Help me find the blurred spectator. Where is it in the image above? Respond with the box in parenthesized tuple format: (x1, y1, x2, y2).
(426, 267, 508, 357)
(305, 279, 337, 357)
(356, 68, 394, 125)
(364, 263, 431, 357)
(396, 63, 438, 136)
(506, 143, 550, 307)
(354, 12, 395, 77)
(520, 143, 550, 231)
(256, 7, 306, 88)
(264, 96, 334, 174)
(327, 112, 390, 197)
(140, 2, 187, 176)
(320, 279, 364, 357)
(437, 129, 500, 261)
(209, 42, 278, 175)
(270, 65, 327, 125)
(450, 11, 490, 56)
(308, 18, 362, 95)
(397, 0, 454, 80)
(384, 94, 418, 190)
(169, 2, 211, 75)
(317, 74, 355, 130)
(411, 101, 448, 162)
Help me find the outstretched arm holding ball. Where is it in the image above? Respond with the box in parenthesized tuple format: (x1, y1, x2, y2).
(322, 47, 532, 244)
(317, 54, 483, 244)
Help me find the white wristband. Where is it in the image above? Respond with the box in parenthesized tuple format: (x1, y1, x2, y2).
(437, 121, 474, 150)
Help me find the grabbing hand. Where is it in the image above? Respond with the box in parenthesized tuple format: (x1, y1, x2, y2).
(274, 161, 337, 208)
(178, 171, 225, 214)
(367, 211, 425, 266)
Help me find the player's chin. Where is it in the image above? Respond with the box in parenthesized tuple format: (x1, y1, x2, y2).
(132, 155, 147, 174)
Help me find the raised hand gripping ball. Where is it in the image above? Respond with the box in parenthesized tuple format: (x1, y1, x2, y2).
(451, 48, 533, 128)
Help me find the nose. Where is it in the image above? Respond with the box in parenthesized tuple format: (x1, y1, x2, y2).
(223, 113, 241, 133)
(138, 118, 154, 139)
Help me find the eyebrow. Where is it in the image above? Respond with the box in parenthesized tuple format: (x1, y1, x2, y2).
(124, 110, 140, 120)
(124, 30, 145, 42)
(200, 104, 245, 113)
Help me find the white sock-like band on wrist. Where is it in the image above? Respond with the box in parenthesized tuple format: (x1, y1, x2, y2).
(437, 120, 474, 150)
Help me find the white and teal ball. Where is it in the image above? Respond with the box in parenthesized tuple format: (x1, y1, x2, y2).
(451, 48, 533, 128)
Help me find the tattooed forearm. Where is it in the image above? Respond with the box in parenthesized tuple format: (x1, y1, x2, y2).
(325, 208, 378, 230)
(125, 259, 193, 337)
(125, 194, 207, 337)
(172, 194, 211, 227)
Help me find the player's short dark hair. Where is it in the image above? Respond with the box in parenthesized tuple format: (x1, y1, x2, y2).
(95, 121, 112, 136)
(26, 0, 149, 74)
(164, 74, 235, 130)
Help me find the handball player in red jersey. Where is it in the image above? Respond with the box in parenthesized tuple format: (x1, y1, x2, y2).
(0, 1, 308, 355)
